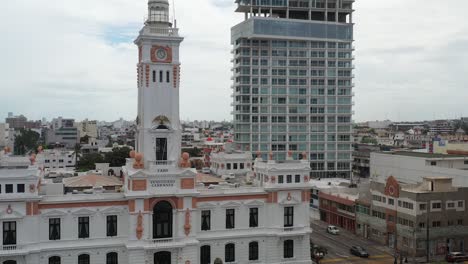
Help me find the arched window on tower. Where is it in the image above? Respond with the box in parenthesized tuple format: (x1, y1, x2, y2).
(153, 201, 173, 238)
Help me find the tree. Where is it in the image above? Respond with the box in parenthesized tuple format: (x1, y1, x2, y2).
(76, 153, 105, 172)
(14, 129, 40, 155)
(72, 143, 82, 165)
(80, 135, 90, 144)
(104, 147, 131, 167)
(361, 136, 378, 145)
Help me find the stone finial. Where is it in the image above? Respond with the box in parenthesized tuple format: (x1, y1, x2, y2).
(179, 152, 191, 168)
(133, 153, 144, 169)
(29, 153, 36, 165)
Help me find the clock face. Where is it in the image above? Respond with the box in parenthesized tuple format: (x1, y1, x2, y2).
(156, 49, 167, 60)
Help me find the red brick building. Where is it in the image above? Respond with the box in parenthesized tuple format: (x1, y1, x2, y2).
(319, 191, 357, 234)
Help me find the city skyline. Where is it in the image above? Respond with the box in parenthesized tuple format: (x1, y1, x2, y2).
(1, 0, 468, 122)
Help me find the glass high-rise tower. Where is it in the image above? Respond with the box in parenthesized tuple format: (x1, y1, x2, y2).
(231, 0, 354, 178)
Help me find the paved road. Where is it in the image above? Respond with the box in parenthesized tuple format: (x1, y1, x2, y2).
(311, 220, 396, 264)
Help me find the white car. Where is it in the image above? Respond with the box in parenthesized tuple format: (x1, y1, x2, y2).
(326, 225, 339, 235)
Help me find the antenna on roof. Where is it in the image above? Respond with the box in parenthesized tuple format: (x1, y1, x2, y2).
(172, 0, 177, 28)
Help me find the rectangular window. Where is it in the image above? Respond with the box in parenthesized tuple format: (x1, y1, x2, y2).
(166, 71, 170, 83)
(432, 202, 441, 209)
(278, 175, 284, 184)
(201, 210, 211, 231)
(284, 240, 294, 258)
(78, 216, 90, 238)
(458, 219, 463, 225)
(388, 199, 394, 205)
(284, 207, 294, 227)
(106, 215, 117, 237)
(152, 70, 156, 82)
(227, 163, 231, 170)
(286, 175, 292, 183)
(3, 221, 16, 245)
(200, 245, 211, 264)
(159, 70, 163, 82)
(225, 243, 235, 262)
(458, 201, 464, 207)
(233, 163, 238, 170)
(155, 138, 168, 160)
(432, 221, 441, 227)
(5, 184, 13, 193)
(17, 184, 25, 193)
(249, 208, 258, 228)
(419, 204, 426, 211)
(295, 175, 300, 183)
(226, 209, 235, 229)
(49, 218, 61, 240)
(249, 242, 259, 260)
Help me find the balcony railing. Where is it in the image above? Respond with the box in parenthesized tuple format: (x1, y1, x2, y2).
(1, 244, 19, 251)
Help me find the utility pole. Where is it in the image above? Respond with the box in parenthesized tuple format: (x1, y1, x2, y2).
(426, 203, 430, 263)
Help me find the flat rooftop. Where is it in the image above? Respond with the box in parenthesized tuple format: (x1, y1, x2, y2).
(382, 151, 468, 159)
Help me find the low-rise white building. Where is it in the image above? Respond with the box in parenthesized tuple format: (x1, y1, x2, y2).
(36, 149, 76, 169)
(370, 151, 468, 186)
(210, 145, 252, 176)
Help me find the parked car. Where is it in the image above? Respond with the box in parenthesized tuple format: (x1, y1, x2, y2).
(350, 246, 369, 258)
(326, 225, 339, 235)
(446, 252, 468, 262)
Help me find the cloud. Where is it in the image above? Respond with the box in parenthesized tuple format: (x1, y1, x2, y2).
(1, 0, 468, 123)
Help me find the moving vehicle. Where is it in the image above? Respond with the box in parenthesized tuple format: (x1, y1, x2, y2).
(326, 225, 339, 235)
(446, 252, 468, 262)
(350, 246, 369, 258)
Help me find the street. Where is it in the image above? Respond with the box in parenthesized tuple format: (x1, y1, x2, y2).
(311, 220, 396, 264)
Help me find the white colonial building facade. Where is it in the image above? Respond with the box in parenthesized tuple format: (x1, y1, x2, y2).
(0, 1, 312, 263)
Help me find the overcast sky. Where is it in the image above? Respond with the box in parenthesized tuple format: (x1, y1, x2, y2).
(1, 0, 468, 122)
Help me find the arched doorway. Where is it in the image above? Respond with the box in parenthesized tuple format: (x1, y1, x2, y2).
(153, 201, 172, 238)
(154, 251, 171, 264)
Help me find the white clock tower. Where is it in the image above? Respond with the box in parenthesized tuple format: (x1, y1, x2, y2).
(134, 0, 183, 168)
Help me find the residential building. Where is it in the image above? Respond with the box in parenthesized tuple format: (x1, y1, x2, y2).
(231, 0, 355, 178)
(51, 117, 75, 130)
(75, 119, 98, 139)
(429, 120, 453, 135)
(0, 123, 13, 150)
(356, 176, 468, 258)
(45, 127, 79, 148)
(36, 149, 76, 169)
(5, 115, 41, 130)
(370, 151, 468, 187)
(0, 2, 313, 263)
(352, 144, 380, 178)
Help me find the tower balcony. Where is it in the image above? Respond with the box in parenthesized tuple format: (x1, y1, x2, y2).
(148, 160, 176, 172)
(139, 25, 179, 37)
